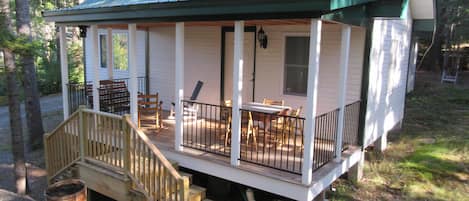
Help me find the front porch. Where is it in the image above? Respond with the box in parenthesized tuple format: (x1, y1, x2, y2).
(59, 18, 366, 200)
(142, 101, 361, 177)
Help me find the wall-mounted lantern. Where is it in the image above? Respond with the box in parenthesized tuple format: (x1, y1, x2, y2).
(79, 26, 88, 38)
(257, 27, 268, 49)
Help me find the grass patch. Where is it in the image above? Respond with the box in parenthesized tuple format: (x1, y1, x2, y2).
(330, 84, 469, 201)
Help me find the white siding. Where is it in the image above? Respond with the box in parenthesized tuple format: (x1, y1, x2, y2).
(148, 26, 221, 110)
(137, 23, 365, 113)
(149, 27, 175, 111)
(364, 18, 413, 148)
(255, 24, 365, 115)
(85, 28, 147, 82)
(410, 0, 434, 19)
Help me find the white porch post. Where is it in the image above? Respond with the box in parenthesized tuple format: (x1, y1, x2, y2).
(302, 19, 322, 185)
(107, 28, 114, 80)
(59, 26, 69, 119)
(230, 20, 244, 166)
(90, 25, 100, 112)
(174, 22, 185, 151)
(128, 24, 138, 123)
(334, 25, 352, 162)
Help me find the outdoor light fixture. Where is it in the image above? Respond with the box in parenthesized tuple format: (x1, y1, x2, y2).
(257, 27, 268, 49)
(79, 26, 88, 38)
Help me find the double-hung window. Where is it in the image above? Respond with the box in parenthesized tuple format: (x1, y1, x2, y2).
(99, 32, 129, 71)
(283, 36, 310, 96)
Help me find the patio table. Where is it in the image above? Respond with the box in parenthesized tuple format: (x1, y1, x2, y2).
(242, 102, 291, 114)
(241, 102, 292, 148)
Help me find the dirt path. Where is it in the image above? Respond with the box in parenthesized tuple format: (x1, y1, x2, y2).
(0, 94, 63, 201)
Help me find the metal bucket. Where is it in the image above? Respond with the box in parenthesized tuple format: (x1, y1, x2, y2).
(45, 179, 87, 201)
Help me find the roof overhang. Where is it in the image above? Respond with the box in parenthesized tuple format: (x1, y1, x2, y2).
(43, 0, 378, 25)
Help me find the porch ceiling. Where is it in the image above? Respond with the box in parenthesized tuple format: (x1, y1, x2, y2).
(43, 0, 378, 25)
(97, 19, 337, 30)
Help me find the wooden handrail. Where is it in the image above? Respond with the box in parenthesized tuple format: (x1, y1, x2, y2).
(44, 110, 79, 140)
(44, 107, 188, 200)
(82, 108, 123, 119)
(44, 111, 81, 183)
(124, 116, 183, 181)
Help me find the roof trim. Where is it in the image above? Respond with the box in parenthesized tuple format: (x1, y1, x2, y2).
(44, 0, 330, 24)
(43, 0, 384, 25)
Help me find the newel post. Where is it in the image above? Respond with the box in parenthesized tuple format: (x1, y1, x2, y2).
(43, 133, 50, 184)
(78, 105, 87, 162)
(123, 114, 131, 175)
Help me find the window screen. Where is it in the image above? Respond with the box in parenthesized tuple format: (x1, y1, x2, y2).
(284, 36, 310, 96)
(112, 33, 128, 71)
(99, 35, 107, 68)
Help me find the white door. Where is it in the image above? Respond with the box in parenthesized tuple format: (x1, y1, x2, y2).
(224, 32, 255, 102)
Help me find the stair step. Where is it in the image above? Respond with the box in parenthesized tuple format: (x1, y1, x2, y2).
(129, 189, 146, 201)
(189, 185, 206, 201)
(77, 161, 129, 182)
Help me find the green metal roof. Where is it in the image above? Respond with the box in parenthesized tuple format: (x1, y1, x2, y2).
(60, 0, 182, 10)
(43, 0, 381, 25)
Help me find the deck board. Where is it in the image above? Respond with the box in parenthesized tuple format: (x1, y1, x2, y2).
(139, 113, 347, 184)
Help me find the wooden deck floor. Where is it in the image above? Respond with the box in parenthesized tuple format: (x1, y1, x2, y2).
(138, 113, 342, 184)
(142, 119, 304, 183)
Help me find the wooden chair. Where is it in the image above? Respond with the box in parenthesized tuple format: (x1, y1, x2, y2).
(137, 94, 163, 129)
(223, 100, 258, 151)
(170, 80, 204, 119)
(278, 107, 303, 147)
(262, 98, 285, 106)
(223, 100, 232, 147)
(243, 111, 258, 151)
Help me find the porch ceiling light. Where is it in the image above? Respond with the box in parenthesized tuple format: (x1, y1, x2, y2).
(257, 27, 268, 49)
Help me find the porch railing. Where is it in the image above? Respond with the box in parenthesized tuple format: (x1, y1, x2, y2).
(180, 100, 361, 175)
(312, 108, 339, 171)
(343, 101, 361, 147)
(181, 100, 232, 157)
(67, 77, 146, 114)
(239, 109, 305, 174)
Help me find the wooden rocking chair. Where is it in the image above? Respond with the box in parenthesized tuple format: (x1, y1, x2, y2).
(137, 94, 163, 129)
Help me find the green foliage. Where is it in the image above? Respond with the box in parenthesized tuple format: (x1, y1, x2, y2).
(0, 0, 84, 99)
(69, 41, 84, 83)
(112, 33, 128, 71)
(330, 83, 469, 201)
(36, 40, 61, 95)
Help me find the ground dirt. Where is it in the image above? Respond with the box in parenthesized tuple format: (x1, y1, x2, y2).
(0, 94, 63, 201)
(329, 71, 469, 201)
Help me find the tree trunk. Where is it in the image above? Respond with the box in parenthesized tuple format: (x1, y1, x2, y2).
(15, 0, 44, 150)
(0, 0, 28, 195)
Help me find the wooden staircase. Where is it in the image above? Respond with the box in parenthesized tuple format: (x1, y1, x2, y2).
(44, 106, 207, 201)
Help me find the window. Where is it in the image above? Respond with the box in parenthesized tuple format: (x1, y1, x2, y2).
(98, 32, 128, 70)
(0, 52, 4, 72)
(284, 36, 310, 96)
(99, 35, 107, 68)
(112, 33, 128, 71)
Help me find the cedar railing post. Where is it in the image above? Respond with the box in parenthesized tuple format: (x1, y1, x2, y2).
(179, 177, 189, 201)
(123, 114, 131, 176)
(43, 133, 50, 184)
(79, 105, 87, 162)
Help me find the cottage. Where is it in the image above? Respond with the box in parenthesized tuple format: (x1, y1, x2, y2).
(43, 0, 435, 200)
